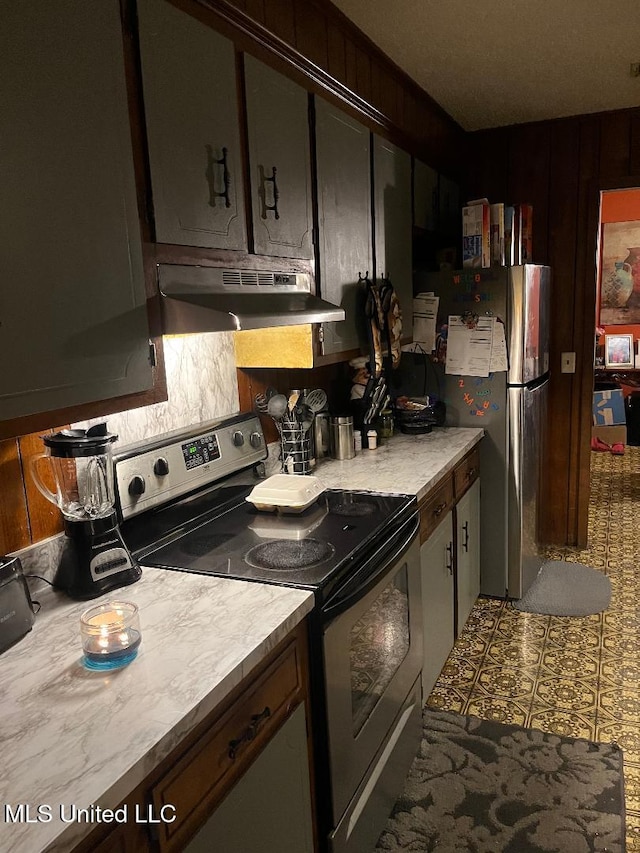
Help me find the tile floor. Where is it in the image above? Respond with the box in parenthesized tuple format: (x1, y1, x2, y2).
(426, 445, 640, 850)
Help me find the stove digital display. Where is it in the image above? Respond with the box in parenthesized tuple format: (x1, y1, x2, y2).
(181, 433, 221, 470)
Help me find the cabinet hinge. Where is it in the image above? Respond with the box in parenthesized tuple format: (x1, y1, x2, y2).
(148, 340, 158, 368)
(317, 323, 325, 357)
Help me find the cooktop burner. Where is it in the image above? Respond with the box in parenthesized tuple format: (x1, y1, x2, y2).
(127, 485, 416, 599)
(245, 538, 335, 571)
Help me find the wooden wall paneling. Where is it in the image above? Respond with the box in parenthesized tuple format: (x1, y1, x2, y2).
(598, 111, 631, 175)
(544, 119, 581, 544)
(369, 58, 383, 114)
(243, 0, 265, 25)
(572, 116, 601, 547)
(355, 46, 371, 104)
(326, 22, 346, 82)
(466, 128, 509, 201)
(293, 0, 329, 71)
(263, 0, 295, 45)
(631, 115, 640, 174)
(19, 429, 67, 544)
(0, 438, 30, 555)
(343, 36, 358, 93)
(506, 122, 551, 262)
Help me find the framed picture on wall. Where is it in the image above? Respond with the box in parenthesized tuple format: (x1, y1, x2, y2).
(599, 221, 640, 324)
(604, 333, 634, 368)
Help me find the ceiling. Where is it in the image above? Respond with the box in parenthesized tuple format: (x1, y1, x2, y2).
(331, 0, 640, 131)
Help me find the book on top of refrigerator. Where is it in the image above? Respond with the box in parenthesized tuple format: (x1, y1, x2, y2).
(490, 202, 505, 266)
(517, 203, 533, 263)
(462, 199, 490, 268)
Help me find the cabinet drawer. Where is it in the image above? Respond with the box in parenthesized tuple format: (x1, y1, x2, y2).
(454, 447, 480, 500)
(419, 475, 454, 543)
(151, 636, 304, 852)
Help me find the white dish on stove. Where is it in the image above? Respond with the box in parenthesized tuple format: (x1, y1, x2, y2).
(246, 474, 325, 513)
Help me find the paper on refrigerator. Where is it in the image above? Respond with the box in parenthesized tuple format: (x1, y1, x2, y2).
(445, 316, 508, 376)
(412, 293, 439, 352)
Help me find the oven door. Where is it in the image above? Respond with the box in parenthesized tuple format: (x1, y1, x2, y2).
(322, 513, 422, 845)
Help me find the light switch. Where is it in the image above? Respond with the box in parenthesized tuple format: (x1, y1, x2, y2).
(561, 352, 576, 373)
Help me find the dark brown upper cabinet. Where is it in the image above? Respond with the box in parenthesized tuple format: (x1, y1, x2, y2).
(0, 0, 153, 425)
(137, 0, 247, 250)
(244, 55, 314, 260)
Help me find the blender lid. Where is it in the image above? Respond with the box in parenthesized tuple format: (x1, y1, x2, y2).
(42, 423, 118, 457)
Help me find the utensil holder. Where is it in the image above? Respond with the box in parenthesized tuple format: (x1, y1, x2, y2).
(281, 425, 311, 475)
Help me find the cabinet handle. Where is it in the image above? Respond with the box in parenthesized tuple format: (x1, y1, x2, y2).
(433, 501, 447, 518)
(466, 467, 476, 480)
(462, 520, 469, 552)
(207, 145, 231, 209)
(228, 706, 271, 760)
(446, 542, 454, 575)
(260, 165, 280, 220)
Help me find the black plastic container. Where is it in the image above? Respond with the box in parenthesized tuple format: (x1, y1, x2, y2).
(0, 556, 35, 654)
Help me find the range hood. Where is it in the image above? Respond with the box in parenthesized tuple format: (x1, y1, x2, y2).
(158, 264, 345, 334)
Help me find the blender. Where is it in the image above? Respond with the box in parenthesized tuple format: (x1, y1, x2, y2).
(31, 423, 141, 600)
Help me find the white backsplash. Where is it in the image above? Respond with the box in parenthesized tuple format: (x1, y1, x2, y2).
(75, 332, 240, 448)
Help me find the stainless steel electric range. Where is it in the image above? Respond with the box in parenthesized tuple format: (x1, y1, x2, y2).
(114, 413, 424, 853)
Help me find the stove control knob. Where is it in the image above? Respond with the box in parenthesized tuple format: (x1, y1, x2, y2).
(128, 475, 146, 497)
(249, 432, 263, 449)
(232, 430, 245, 447)
(153, 457, 170, 476)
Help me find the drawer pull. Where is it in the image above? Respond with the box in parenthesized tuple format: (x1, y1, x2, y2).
(228, 706, 272, 760)
(466, 467, 476, 480)
(433, 502, 447, 518)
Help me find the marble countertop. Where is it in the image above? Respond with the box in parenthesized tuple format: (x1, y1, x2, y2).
(0, 570, 313, 853)
(311, 427, 484, 501)
(1, 424, 482, 853)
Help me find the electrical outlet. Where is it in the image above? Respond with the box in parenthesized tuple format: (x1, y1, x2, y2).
(561, 352, 576, 373)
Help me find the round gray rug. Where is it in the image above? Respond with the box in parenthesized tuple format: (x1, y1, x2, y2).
(513, 560, 611, 616)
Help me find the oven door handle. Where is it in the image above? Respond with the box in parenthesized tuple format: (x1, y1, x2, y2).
(322, 513, 419, 621)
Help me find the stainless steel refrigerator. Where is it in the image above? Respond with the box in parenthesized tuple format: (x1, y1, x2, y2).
(418, 265, 551, 599)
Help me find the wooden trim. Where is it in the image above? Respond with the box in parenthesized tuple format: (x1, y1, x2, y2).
(0, 439, 30, 554)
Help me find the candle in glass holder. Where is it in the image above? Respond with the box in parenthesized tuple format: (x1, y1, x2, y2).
(80, 601, 141, 671)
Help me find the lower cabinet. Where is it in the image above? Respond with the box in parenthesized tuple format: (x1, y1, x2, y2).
(455, 478, 481, 638)
(183, 703, 313, 853)
(419, 447, 481, 699)
(420, 509, 454, 699)
(76, 622, 315, 853)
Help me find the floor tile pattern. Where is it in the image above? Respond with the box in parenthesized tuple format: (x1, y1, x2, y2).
(426, 445, 640, 850)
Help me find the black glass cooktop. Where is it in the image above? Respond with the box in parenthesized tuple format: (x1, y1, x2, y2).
(125, 486, 415, 594)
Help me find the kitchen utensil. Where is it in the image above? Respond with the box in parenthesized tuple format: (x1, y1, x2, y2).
(305, 388, 328, 413)
(30, 423, 140, 600)
(295, 402, 315, 433)
(288, 389, 300, 413)
(254, 393, 268, 413)
(330, 416, 355, 460)
(267, 393, 288, 420)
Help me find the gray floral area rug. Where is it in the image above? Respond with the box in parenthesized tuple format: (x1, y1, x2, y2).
(375, 709, 625, 852)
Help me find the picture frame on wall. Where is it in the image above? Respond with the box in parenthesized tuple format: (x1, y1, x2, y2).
(599, 221, 640, 324)
(604, 333, 635, 369)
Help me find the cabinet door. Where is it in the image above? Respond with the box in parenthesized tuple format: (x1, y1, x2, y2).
(420, 512, 454, 699)
(315, 98, 372, 355)
(456, 478, 481, 637)
(137, 0, 246, 250)
(244, 56, 313, 259)
(0, 0, 152, 422)
(184, 704, 314, 853)
(373, 136, 413, 336)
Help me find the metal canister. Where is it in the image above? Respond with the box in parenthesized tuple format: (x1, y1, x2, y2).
(312, 411, 330, 461)
(330, 416, 355, 460)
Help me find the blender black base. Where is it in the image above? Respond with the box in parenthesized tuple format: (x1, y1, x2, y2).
(54, 516, 142, 601)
